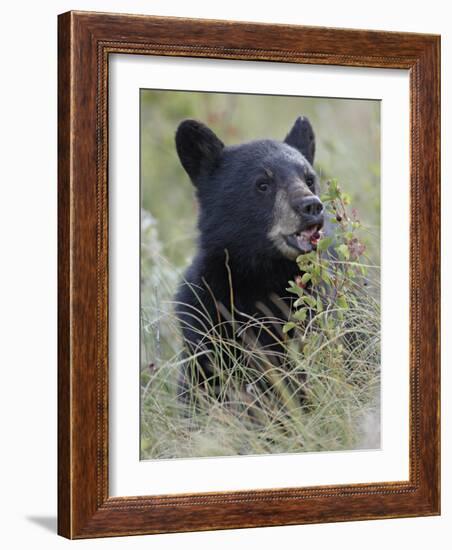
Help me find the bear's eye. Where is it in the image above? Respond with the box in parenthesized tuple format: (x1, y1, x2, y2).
(256, 179, 270, 193)
(305, 175, 315, 189)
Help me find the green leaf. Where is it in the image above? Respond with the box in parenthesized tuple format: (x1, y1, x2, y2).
(316, 296, 324, 313)
(327, 180, 341, 199)
(283, 322, 296, 334)
(342, 193, 351, 204)
(302, 295, 317, 308)
(317, 236, 333, 252)
(301, 272, 312, 285)
(337, 294, 348, 309)
(297, 251, 316, 268)
(321, 270, 333, 286)
(311, 266, 323, 285)
(293, 308, 308, 322)
(336, 244, 350, 260)
(287, 286, 304, 297)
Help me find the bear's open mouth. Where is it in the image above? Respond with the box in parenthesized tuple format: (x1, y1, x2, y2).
(284, 225, 322, 254)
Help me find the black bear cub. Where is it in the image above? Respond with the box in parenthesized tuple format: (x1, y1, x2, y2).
(174, 116, 324, 403)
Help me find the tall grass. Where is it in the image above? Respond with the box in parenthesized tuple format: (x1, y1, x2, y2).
(140, 205, 381, 460)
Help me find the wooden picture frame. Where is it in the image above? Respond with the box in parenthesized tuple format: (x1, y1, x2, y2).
(58, 10, 440, 539)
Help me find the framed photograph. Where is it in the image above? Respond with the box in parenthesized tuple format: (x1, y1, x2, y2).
(58, 11, 440, 538)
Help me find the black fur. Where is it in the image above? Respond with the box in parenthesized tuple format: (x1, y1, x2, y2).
(174, 117, 323, 401)
(284, 115, 316, 165)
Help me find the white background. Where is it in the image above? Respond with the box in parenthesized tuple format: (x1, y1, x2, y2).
(110, 57, 409, 496)
(0, 1, 449, 548)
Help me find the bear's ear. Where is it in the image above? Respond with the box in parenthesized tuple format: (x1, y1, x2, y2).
(284, 116, 316, 165)
(175, 120, 224, 183)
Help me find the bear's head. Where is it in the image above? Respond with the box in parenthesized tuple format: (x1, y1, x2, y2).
(175, 116, 324, 264)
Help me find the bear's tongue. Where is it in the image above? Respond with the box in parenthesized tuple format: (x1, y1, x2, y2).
(294, 226, 321, 252)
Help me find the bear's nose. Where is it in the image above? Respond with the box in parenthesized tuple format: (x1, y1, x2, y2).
(295, 196, 324, 218)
